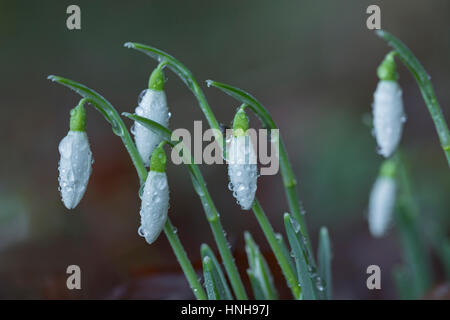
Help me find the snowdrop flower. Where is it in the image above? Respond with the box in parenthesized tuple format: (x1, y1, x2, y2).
(138, 143, 169, 244)
(373, 52, 405, 158)
(58, 100, 93, 209)
(134, 64, 170, 166)
(368, 159, 397, 237)
(227, 106, 258, 210)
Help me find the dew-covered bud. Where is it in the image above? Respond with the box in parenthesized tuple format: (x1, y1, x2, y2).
(134, 65, 170, 166)
(227, 106, 257, 210)
(373, 52, 405, 158)
(138, 144, 169, 244)
(368, 159, 397, 237)
(58, 102, 93, 209)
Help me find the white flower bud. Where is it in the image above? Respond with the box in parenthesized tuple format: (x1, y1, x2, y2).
(58, 131, 93, 209)
(373, 80, 405, 158)
(228, 135, 258, 210)
(138, 171, 169, 244)
(134, 89, 169, 166)
(368, 176, 396, 237)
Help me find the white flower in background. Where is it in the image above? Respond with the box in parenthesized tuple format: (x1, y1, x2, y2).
(58, 102, 93, 209)
(138, 144, 169, 244)
(368, 159, 397, 237)
(134, 65, 170, 166)
(227, 107, 258, 210)
(373, 52, 405, 158)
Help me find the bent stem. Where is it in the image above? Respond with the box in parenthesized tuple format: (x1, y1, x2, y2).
(49, 76, 207, 300)
(164, 219, 207, 299)
(207, 80, 314, 261)
(376, 30, 450, 167)
(125, 113, 248, 299)
(252, 200, 301, 298)
(124, 42, 225, 153)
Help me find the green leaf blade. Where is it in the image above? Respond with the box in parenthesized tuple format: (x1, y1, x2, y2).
(284, 213, 317, 300)
(244, 231, 279, 300)
(201, 244, 233, 300)
(318, 226, 332, 299)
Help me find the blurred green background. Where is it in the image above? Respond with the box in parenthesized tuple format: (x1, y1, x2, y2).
(0, 0, 449, 299)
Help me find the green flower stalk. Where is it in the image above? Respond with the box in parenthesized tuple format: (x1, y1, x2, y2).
(138, 143, 169, 244)
(58, 99, 93, 209)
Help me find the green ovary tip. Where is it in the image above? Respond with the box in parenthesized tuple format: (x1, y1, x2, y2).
(148, 63, 165, 91)
(232, 104, 249, 136)
(69, 99, 87, 131)
(150, 143, 167, 172)
(377, 51, 398, 81)
(379, 157, 397, 178)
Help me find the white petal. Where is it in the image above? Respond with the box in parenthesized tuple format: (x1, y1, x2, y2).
(134, 89, 169, 166)
(139, 171, 169, 244)
(227, 135, 258, 210)
(368, 176, 396, 237)
(58, 131, 93, 209)
(373, 81, 405, 158)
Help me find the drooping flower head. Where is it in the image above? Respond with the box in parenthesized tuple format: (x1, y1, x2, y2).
(134, 64, 170, 167)
(227, 105, 258, 210)
(58, 99, 93, 209)
(373, 51, 406, 158)
(138, 143, 169, 244)
(368, 158, 397, 237)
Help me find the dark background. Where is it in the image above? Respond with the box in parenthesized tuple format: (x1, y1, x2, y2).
(0, 0, 449, 299)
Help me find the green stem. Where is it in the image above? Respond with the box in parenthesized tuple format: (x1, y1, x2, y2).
(395, 152, 432, 298)
(376, 30, 450, 167)
(206, 80, 314, 261)
(49, 76, 206, 300)
(164, 219, 207, 300)
(252, 200, 301, 299)
(124, 113, 248, 299)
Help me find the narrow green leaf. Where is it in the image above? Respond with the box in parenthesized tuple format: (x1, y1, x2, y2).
(244, 231, 278, 300)
(284, 213, 317, 300)
(395, 207, 431, 299)
(246, 270, 265, 300)
(202, 255, 231, 300)
(395, 156, 433, 298)
(275, 232, 296, 273)
(318, 227, 332, 300)
(200, 244, 233, 300)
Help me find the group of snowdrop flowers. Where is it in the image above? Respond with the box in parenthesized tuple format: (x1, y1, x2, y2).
(58, 65, 258, 244)
(368, 52, 405, 237)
